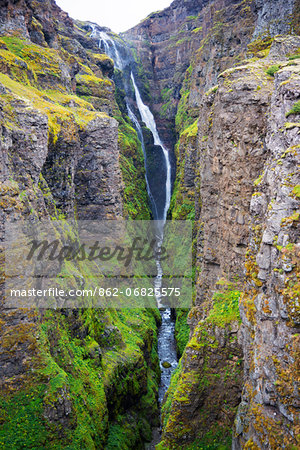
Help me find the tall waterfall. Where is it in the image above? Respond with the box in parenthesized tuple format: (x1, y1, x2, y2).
(130, 74, 171, 223)
(126, 103, 159, 220)
(93, 26, 178, 407)
(95, 27, 171, 222)
(98, 31, 123, 70)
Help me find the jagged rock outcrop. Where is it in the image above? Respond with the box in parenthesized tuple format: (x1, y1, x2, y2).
(253, 0, 296, 38)
(159, 32, 300, 450)
(124, 0, 297, 144)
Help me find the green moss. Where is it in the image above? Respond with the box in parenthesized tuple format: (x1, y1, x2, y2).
(288, 54, 300, 60)
(175, 309, 190, 355)
(285, 122, 300, 129)
(181, 119, 198, 138)
(247, 37, 273, 58)
(0, 386, 49, 449)
(292, 185, 300, 198)
(175, 90, 191, 132)
(76, 73, 113, 98)
(266, 65, 281, 77)
(208, 280, 241, 327)
(0, 73, 106, 144)
(192, 27, 203, 33)
(1, 36, 67, 87)
(161, 361, 182, 428)
(286, 101, 300, 117)
(161, 87, 173, 102)
(205, 85, 219, 96)
(0, 303, 160, 448)
(176, 37, 191, 46)
(185, 426, 232, 449)
(0, 23, 160, 450)
(117, 117, 151, 220)
(160, 275, 242, 448)
(254, 173, 263, 186)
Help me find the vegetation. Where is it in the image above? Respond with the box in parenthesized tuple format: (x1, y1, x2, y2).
(266, 65, 281, 77)
(208, 280, 242, 326)
(160, 279, 242, 449)
(247, 36, 273, 58)
(0, 19, 156, 450)
(0, 305, 160, 449)
(292, 185, 300, 198)
(175, 309, 190, 355)
(286, 101, 300, 117)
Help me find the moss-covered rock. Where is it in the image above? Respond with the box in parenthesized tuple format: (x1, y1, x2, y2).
(160, 284, 243, 448)
(0, 2, 155, 448)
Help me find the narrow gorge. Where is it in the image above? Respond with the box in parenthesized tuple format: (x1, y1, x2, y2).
(0, 0, 299, 449)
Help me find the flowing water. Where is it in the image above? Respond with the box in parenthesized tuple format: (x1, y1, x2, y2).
(126, 103, 159, 220)
(130, 73, 171, 222)
(93, 27, 178, 437)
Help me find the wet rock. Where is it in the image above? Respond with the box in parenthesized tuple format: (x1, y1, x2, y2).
(162, 361, 172, 369)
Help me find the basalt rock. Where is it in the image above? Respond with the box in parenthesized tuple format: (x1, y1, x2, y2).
(233, 45, 300, 450)
(144, 0, 300, 447)
(0, 0, 155, 448)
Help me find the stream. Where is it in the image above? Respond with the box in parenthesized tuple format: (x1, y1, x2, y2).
(92, 26, 179, 428)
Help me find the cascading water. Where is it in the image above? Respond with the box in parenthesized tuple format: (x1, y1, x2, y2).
(126, 103, 159, 220)
(99, 31, 123, 70)
(93, 26, 178, 421)
(129, 73, 176, 406)
(130, 74, 171, 223)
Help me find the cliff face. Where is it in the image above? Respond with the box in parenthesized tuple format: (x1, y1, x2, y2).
(234, 42, 300, 448)
(122, 0, 300, 448)
(123, 0, 297, 144)
(0, 1, 158, 448)
(159, 35, 300, 448)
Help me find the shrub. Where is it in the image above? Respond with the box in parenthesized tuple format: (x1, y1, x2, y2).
(286, 101, 300, 117)
(266, 65, 280, 77)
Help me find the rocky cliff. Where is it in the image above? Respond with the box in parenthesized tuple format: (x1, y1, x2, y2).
(0, 1, 159, 448)
(159, 36, 300, 449)
(124, 0, 300, 448)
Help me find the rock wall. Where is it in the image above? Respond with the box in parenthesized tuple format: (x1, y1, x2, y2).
(0, 0, 157, 448)
(159, 34, 300, 447)
(253, 0, 296, 38)
(123, 0, 300, 448)
(123, 0, 257, 147)
(234, 39, 300, 449)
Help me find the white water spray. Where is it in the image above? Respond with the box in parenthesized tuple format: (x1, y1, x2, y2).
(130, 73, 171, 223)
(98, 31, 123, 70)
(126, 103, 159, 220)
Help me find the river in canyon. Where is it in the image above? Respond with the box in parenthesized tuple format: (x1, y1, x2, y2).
(92, 26, 179, 416)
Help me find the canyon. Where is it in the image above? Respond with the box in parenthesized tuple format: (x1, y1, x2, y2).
(0, 0, 299, 449)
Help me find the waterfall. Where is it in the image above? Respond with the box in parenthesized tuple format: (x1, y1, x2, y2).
(98, 31, 123, 70)
(130, 73, 171, 223)
(92, 26, 178, 409)
(126, 103, 159, 220)
(94, 26, 171, 222)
